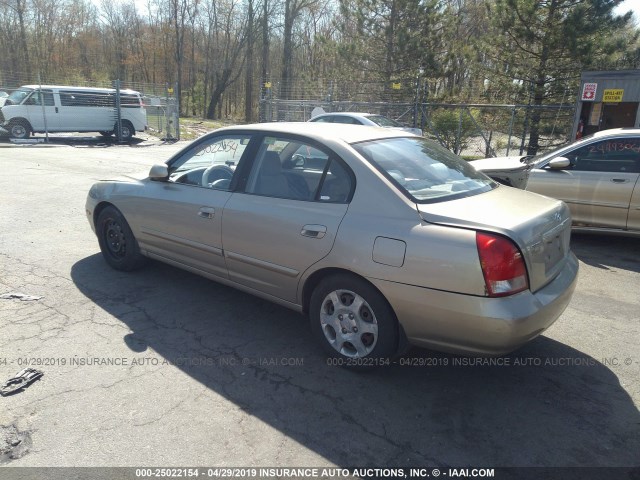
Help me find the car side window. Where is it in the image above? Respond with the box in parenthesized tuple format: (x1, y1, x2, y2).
(25, 91, 54, 106)
(318, 158, 353, 203)
(245, 136, 352, 202)
(169, 135, 252, 190)
(311, 116, 332, 123)
(59, 92, 80, 106)
(333, 116, 360, 125)
(565, 138, 640, 173)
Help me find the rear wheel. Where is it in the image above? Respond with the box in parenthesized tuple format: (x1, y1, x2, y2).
(114, 120, 135, 142)
(96, 206, 146, 271)
(9, 120, 31, 139)
(310, 274, 398, 367)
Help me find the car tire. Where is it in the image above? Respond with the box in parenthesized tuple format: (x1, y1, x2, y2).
(96, 206, 146, 271)
(310, 273, 398, 367)
(9, 120, 31, 139)
(115, 120, 135, 142)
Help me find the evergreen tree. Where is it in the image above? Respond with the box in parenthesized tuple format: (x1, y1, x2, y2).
(486, 0, 635, 154)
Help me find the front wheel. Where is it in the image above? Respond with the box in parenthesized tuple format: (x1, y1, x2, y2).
(96, 206, 146, 271)
(310, 274, 398, 366)
(9, 121, 31, 139)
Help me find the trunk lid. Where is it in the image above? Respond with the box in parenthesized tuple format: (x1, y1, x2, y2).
(417, 186, 572, 293)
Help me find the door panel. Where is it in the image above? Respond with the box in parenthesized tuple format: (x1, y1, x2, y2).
(527, 137, 640, 229)
(23, 90, 57, 132)
(527, 170, 638, 228)
(124, 133, 253, 278)
(627, 177, 640, 231)
(126, 182, 232, 278)
(57, 91, 113, 131)
(222, 194, 347, 302)
(221, 134, 353, 303)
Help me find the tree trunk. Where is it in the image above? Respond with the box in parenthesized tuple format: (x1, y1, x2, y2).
(281, 0, 294, 100)
(526, 0, 557, 155)
(261, 0, 269, 84)
(245, 0, 254, 122)
(16, 0, 31, 78)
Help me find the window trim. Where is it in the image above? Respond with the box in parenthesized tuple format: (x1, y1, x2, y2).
(165, 132, 258, 191)
(538, 135, 640, 170)
(239, 132, 356, 203)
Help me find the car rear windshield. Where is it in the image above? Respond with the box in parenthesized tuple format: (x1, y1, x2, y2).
(366, 115, 402, 127)
(353, 137, 495, 203)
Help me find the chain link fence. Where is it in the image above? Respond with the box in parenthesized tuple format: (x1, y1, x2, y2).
(259, 79, 576, 158)
(0, 73, 180, 142)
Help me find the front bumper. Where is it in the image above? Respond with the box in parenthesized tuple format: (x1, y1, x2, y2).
(371, 253, 579, 356)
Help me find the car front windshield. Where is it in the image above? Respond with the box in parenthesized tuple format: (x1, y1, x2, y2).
(353, 137, 495, 203)
(6, 88, 33, 105)
(367, 115, 403, 127)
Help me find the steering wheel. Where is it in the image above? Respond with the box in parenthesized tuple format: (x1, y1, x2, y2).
(202, 165, 233, 187)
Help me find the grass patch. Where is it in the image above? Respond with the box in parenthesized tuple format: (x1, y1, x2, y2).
(145, 116, 241, 141)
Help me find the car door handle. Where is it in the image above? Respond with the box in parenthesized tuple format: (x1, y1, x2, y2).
(198, 207, 216, 219)
(611, 178, 629, 183)
(301, 224, 327, 239)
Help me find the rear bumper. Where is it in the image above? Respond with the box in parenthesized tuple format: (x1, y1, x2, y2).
(370, 253, 579, 356)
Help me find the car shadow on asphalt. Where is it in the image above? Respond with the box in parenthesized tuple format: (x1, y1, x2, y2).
(571, 232, 639, 273)
(0, 135, 148, 146)
(70, 253, 639, 467)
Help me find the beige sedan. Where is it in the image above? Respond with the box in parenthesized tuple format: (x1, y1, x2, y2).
(472, 129, 640, 233)
(86, 123, 578, 365)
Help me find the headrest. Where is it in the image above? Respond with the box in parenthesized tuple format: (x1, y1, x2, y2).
(262, 151, 282, 175)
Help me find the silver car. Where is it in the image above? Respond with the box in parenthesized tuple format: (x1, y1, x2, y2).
(472, 128, 640, 233)
(86, 123, 578, 365)
(309, 112, 423, 136)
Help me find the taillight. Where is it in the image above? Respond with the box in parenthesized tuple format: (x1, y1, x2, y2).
(476, 232, 528, 297)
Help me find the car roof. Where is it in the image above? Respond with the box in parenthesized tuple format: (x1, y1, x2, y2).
(215, 122, 412, 144)
(592, 128, 640, 138)
(19, 85, 141, 95)
(315, 112, 375, 118)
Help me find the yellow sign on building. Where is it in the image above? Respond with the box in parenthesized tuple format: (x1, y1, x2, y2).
(602, 89, 624, 102)
(391, 83, 401, 90)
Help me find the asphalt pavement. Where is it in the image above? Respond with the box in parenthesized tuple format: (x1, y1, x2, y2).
(0, 139, 638, 470)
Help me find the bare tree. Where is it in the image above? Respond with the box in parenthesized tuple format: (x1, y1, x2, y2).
(280, 0, 319, 99)
(203, 0, 248, 119)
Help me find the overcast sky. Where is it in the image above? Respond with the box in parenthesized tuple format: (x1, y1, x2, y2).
(616, 0, 640, 24)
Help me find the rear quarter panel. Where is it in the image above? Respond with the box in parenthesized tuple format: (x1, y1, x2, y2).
(299, 139, 487, 299)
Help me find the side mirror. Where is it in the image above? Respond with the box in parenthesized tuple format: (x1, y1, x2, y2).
(149, 164, 169, 180)
(548, 157, 571, 170)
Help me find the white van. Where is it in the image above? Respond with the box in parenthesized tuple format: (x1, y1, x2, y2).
(0, 85, 148, 141)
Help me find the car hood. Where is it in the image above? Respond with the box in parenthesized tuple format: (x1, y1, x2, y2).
(470, 156, 528, 172)
(99, 171, 149, 183)
(418, 186, 572, 293)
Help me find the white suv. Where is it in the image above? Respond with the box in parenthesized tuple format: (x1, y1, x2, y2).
(0, 85, 148, 141)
